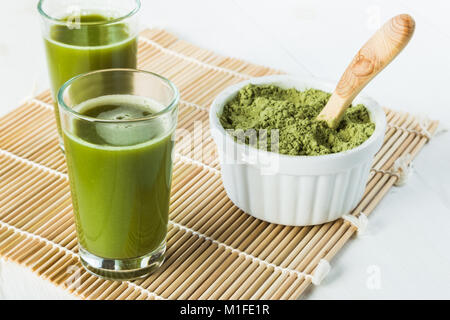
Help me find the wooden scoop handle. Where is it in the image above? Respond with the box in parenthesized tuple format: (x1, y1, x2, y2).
(317, 14, 415, 129)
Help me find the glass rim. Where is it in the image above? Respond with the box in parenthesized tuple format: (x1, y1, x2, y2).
(37, 0, 141, 26)
(57, 68, 180, 124)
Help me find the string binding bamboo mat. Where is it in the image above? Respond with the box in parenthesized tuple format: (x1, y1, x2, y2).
(0, 28, 439, 300)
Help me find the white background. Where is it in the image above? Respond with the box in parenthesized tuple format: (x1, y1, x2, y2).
(0, 0, 449, 299)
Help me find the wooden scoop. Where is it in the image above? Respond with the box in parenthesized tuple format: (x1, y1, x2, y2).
(317, 14, 415, 129)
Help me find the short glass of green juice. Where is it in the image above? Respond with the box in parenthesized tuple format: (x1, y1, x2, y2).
(58, 69, 179, 280)
(38, 0, 140, 144)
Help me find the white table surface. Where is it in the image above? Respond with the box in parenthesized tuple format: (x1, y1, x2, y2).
(0, 0, 449, 300)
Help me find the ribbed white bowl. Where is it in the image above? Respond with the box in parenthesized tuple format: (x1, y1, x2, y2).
(210, 75, 386, 226)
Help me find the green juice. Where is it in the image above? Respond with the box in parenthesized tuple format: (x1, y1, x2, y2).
(63, 95, 174, 259)
(44, 14, 137, 135)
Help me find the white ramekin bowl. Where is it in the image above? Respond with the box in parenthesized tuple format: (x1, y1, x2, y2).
(209, 75, 386, 226)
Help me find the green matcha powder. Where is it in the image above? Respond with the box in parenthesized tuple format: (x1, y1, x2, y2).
(219, 84, 375, 156)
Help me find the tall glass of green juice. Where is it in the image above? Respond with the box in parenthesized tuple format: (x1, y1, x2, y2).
(38, 0, 140, 145)
(58, 69, 179, 280)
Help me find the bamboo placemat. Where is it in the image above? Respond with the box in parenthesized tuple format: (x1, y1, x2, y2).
(0, 29, 439, 300)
